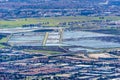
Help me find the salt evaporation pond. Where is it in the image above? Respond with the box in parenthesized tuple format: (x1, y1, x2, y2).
(69, 47, 100, 52)
(8, 31, 120, 48)
(63, 31, 120, 48)
(63, 31, 113, 39)
(64, 40, 120, 48)
(10, 36, 44, 41)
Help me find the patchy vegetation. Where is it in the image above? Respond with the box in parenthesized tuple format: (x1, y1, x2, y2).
(1, 16, 120, 28)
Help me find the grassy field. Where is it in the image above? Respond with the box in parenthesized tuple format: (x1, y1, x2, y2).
(25, 50, 61, 55)
(0, 37, 7, 43)
(0, 37, 8, 48)
(0, 44, 5, 48)
(1, 16, 120, 28)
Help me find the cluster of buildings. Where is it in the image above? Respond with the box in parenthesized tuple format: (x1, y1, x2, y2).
(0, 48, 119, 80)
(0, 0, 120, 19)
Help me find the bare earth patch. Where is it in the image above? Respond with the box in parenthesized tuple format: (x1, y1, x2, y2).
(88, 53, 111, 59)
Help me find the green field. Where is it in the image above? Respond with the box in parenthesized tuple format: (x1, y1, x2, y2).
(24, 50, 61, 55)
(0, 37, 7, 43)
(1, 16, 120, 28)
(0, 37, 8, 48)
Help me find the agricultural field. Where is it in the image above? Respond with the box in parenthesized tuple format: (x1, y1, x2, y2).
(0, 16, 120, 28)
(0, 36, 8, 48)
(25, 50, 62, 55)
